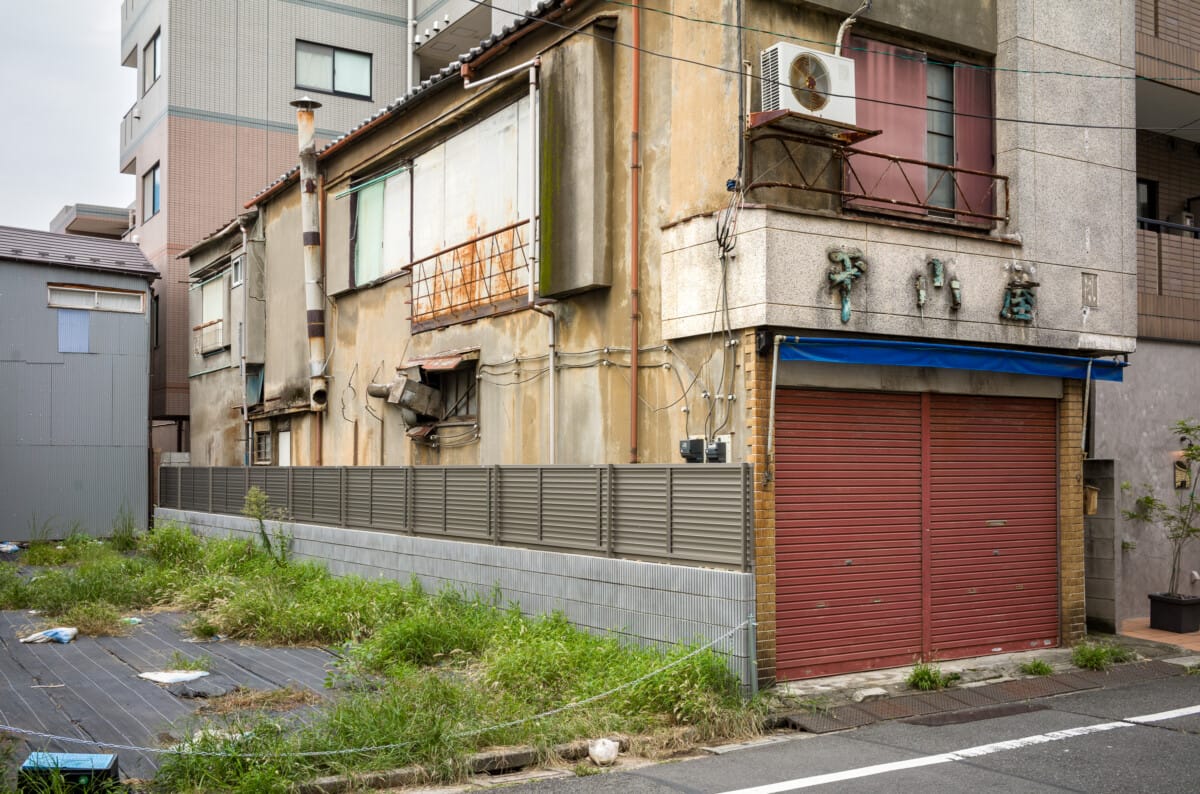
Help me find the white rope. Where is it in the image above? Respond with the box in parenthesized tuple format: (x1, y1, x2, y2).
(0, 618, 752, 759)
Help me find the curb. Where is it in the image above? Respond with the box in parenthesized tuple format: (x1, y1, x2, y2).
(767, 660, 1185, 735)
(295, 736, 630, 794)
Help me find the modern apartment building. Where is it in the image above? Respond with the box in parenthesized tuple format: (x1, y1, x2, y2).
(1086, 0, 1200, 633)
(118, 0, 419, 454)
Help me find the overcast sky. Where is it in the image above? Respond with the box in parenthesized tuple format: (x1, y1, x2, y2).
(0, 2, 133, 231)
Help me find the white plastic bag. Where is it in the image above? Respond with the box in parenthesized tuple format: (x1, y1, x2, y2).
(139, 671, 210, 684)
(20, 627, 78, 644)
(588, 737, 620, 766)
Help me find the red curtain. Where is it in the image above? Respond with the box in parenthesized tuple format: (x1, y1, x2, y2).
(954, 63, 995, 219)
(844, 35, 928, 214)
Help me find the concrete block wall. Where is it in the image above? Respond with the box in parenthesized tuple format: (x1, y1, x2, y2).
(157, 508, 757, 690)
(1084, 458, 1120, 633)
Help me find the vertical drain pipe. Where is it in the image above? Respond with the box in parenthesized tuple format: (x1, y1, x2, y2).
(291, 97, 329, 416)
(525, 62, 557, 464)
(628, 0, 642, 463)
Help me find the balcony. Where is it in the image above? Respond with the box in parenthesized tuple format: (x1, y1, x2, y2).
(119, 102, 147, 173)
(1137, 219, 1200, 342)
(407, 221, 531, 332)
(193, 319, 227, 356)
(744, 111, 1008, 228)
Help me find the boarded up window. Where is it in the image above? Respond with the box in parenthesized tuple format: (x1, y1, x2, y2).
(58, 308, 89, 353)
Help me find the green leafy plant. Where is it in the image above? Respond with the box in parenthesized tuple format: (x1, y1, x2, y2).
(1122, 419, 1200, 597)
(1018, 659, 1054, 676)
(108, 504, 140, 552)
(61, 601, 127, 637)
(906, 662, 959, 691)
(242, 486, 292, 566)
(1071, 640, 1135, 671)
(168, 650, 213, 672)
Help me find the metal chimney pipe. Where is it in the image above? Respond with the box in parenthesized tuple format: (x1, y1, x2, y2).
(290, 96, 328, 410)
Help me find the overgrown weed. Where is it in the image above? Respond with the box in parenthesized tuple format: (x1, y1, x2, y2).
(906, 662, 960, 691)
(1018, 659, 1054, 676)
(1072, 640, 1136, 671)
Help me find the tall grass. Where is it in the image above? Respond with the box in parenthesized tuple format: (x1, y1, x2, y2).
(1, 520, 760, 791)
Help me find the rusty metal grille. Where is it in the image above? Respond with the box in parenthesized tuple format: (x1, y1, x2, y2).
(408, 221, 530, 332)
(745, 133, 1008, 226)
(159, 464, 753, 571)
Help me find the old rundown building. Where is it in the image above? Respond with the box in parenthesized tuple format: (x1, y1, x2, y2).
(184, 0, 1137, 683)
(1, 226, 158, 538)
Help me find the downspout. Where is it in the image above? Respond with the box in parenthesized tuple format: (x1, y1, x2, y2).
(765, 334, 782, 486)
(629, 0, 642, 463)
(406, 0, 416, 90)
(524, 61, 557, 465)
(833, 0, 871, 57)
(238, 217, 251, 467)
(290, 97, 329, 420)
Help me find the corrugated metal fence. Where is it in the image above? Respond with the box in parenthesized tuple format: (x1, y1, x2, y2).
(160, 465, 754, 571)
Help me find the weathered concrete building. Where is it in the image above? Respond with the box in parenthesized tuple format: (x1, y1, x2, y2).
(0, 226, 158, 539)
(186, 0, 1139, 682)
(1086, 0, 1200, 633)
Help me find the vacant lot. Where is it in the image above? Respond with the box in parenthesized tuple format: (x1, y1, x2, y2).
(0, 522, 758, 792)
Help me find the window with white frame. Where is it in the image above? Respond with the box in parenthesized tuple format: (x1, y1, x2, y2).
(143, 30, 161, 95)
(296, 40, 371, 99)
(192, 271, 231, 354)
(231, 255, 244, 286)
(48, 285, 145, 314)
(143, 163, 160, 221)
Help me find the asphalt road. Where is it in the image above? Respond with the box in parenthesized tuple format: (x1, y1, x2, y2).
(502, 675, 1200, 793)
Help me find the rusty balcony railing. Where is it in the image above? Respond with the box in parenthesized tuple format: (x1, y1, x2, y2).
(407, 220, 531, 332)
(745, 132, 1008, 227)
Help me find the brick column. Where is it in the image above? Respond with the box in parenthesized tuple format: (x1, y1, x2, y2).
(1059, 378, 1086, 644)
(742, 329, 777, 686)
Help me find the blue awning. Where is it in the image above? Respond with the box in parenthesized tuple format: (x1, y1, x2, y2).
(778, 337, 1126, 382)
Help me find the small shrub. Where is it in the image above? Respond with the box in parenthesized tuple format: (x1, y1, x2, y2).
(1071, 641, 1136, 671)
(61, 601, 127, 637)
(108, 505, 140, 552)
(906, 662, 959, 691)
(242, 486, 292, 565)
(141, 521, 203, 568)
(1018, 659, 1054, 676)
(189, 616, 221, 641)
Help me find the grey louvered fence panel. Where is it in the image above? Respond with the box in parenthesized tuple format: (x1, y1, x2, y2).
(345, 468, 373, 527)
(160, 467, 179, 509)
(496, 467, 541, 545)
(263, 469, 289, 513)
(312, 469, 342, 525)
(541, 467, 604, 550)
(370, 468, 408, 532)
(669, 466, 748, 565)
(210, 468, 230, 514)
(160, 464, 751, 569)
(611, 466, 669, 560)
(444, 467, 490, 540)
(224, 468, 248, 515)
(412, 467, 446, 534)
(290, 468, 315, 521)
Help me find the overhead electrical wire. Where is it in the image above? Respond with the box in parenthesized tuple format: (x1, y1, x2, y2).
(598, 0, 1200, 84)
(470, 0, 1192, 133)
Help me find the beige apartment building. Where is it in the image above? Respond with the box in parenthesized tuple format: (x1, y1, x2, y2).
(119, 0, 426, 454)
(184, 0, 1150, 682)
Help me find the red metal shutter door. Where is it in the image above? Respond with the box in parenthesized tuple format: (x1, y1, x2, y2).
(775, 389, 924, 679)
(928, 395, 1059, 658)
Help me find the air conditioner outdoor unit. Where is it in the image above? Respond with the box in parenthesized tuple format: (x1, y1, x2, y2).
(760, 43, 856, 126)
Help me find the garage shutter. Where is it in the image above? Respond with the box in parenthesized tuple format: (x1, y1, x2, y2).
(775, 388, 1059, 680)
(775, 389, 924, 679)
(928, 395, 1059, 658)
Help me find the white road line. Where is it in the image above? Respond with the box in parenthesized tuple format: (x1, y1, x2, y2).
(719, 704, 1200, 793)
